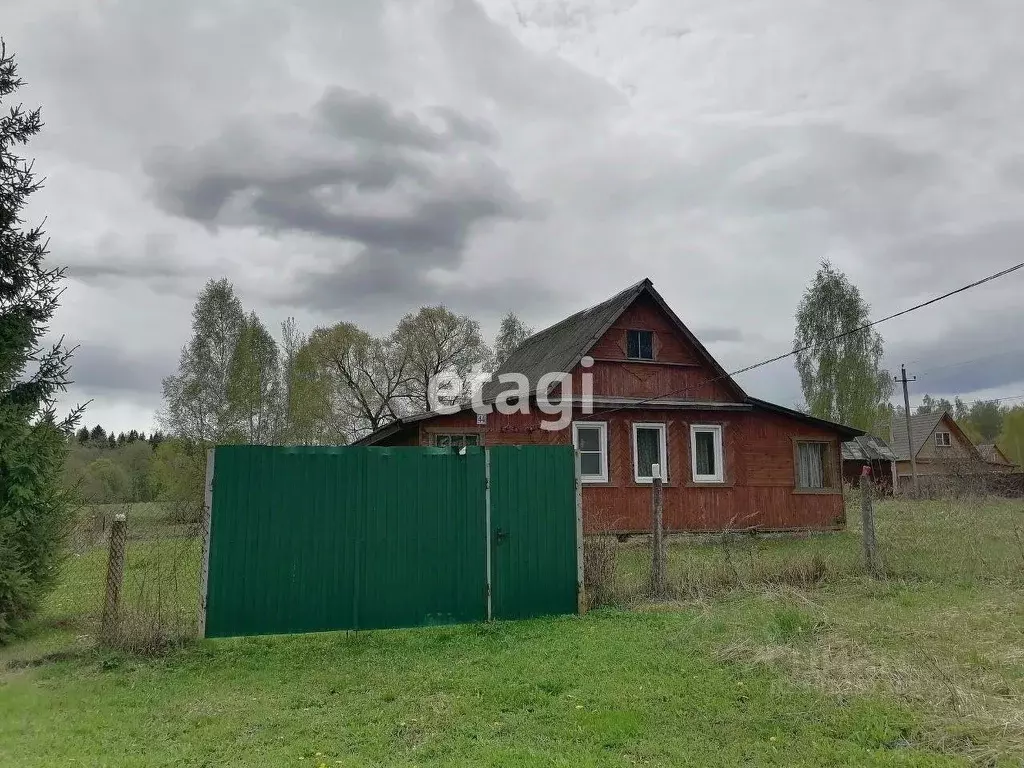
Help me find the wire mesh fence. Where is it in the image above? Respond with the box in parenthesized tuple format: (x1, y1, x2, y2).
(56, 500, 204, 653)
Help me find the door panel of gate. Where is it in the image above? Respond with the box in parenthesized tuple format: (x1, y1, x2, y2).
(487, 445, 578, 620)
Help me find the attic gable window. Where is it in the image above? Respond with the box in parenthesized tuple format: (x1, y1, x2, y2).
(935, 431, 951, 447)
(627, 329, 654, 360)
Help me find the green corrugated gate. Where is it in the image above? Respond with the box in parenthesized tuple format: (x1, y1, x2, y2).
(201, 445, 580, 638)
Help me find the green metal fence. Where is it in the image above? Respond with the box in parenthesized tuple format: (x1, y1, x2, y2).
(200, 445, 580, 638)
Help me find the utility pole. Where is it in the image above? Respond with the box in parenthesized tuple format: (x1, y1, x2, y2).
(896, 364, 919, 496)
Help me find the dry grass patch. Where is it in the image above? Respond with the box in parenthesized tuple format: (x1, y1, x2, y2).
(715, 585, 1024, 765)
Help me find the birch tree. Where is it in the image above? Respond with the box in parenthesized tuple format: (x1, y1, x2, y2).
(161, 278, 245, 442)
(794, 260, 892, 431)
(492, 311, 533, 370)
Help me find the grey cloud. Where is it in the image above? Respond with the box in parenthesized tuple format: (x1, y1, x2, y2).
(70, 342, 171, 398)
(693, 326, 744, 343)
(147, 86, 524, 259)
(729, 125, 945, 229)
(315, 87, 494, 149)
(886, 310, 1024, 396)
(886, 72, 968, 117)
(274, 246, 561, 324)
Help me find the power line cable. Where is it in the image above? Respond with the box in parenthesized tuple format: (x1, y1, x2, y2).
(595, 259, 1024, 417)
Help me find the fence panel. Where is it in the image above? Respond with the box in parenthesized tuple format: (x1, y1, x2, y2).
(204, 446, 487, 637)
(488, 445, 580, 620)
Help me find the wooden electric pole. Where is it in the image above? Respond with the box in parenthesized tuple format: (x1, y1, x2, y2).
(896, 364, 919, 496)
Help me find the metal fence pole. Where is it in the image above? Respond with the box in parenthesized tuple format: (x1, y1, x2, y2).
(860, 468, 883, 578)
(650, 463, 666, 597)
(198, 447, 215, 639)
(101, 512, 128, 643)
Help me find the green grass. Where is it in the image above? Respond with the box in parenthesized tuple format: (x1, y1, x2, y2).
(1, 497, 1022, 765)
(1, 611, 958, 767)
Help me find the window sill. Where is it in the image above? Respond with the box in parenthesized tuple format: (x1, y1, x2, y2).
(686, 481, 733, 488)
(792, 487, 843, 495)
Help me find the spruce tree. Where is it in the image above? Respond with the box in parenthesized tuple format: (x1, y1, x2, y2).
(0, 42, 80, 640)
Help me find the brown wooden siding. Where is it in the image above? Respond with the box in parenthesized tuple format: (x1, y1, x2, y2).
(560, 294, 738, 403)
(409, 405, 845, 533)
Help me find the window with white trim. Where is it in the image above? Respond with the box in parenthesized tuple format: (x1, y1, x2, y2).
(572, 422, 608, 483)
(690, 424, 724, 483)
(632, 423, 667, 483)
(935, 431, 951, 447)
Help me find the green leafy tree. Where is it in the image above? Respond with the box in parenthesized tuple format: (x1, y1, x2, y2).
(794, 260, 893, 431)
(492, 311, 533, 370)
(161, 278, 245, 443)
(0, 42, 81, 640)
(225, 312, 282, 444)
(966, 400, 1003, 443)
(997, 406, 1024, 466)
(89, 424, 106, 442)
(75, 426, 89, 444)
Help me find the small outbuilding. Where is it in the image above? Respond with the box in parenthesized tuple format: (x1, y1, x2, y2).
(841, 435, 897, 490)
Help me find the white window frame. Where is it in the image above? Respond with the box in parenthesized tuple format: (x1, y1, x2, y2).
(690, 424, 724, 483)
(572, 421, 608, 484)
(935, 431, 951, 447)
(632, 422, 668, 483)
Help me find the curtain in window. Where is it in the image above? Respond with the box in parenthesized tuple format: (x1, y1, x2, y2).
(636, 428, 661, 478)
(797, 443, 825, 488)
(694, 431, 715, 477)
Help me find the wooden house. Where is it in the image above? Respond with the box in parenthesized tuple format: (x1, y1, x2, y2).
(357, 279, 862, 533)
(889, 411, 990, 492)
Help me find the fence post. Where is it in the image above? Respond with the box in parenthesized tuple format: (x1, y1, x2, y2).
(101, 512, 128, 643)
(198, 447, 215, 639)
(859, 468, 883, 578)
(650, 464, 667, 597)
(575, 449, 586, 615)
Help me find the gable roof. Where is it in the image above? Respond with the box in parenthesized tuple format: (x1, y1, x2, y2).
(480, 278, 746, 403)
(842, 434, 898, 463)
(978, 443, 1015, 465)
(889, 411, 983, 461)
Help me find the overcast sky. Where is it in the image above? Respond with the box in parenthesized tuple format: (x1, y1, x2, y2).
(7, 0, 1024, 433)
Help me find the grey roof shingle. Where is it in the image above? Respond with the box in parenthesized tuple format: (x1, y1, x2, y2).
(888, 411, 947, 460)
(842, 434, 898, 462)
(479, 279, 650, 402)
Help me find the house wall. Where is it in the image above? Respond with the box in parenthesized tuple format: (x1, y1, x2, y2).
(560, 294, 739, 402)
(914, 415, 978, 462)
(407, 405, 845, 533)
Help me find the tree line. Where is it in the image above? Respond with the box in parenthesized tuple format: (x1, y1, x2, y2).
(161, 278, 531, 446)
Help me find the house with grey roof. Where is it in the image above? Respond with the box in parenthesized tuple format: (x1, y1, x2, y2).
(357, 278, 863, 533)
(889, 411, 989, 492)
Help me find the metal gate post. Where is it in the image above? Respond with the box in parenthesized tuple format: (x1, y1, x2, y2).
(198, 447, 215, 639)
(575, 449, 586, 615)
(484, 447, 494, 622)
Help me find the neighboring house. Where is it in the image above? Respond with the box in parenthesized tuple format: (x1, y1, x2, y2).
(841, 435, 897, 490)
(357, 278, 862, 534)
(889, 411, 990, 492)
(977, 443, 1020, 472)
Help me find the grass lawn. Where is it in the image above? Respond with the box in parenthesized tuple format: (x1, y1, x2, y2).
(1, 610, 959, 767)
(0, 497, 1022, 766)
